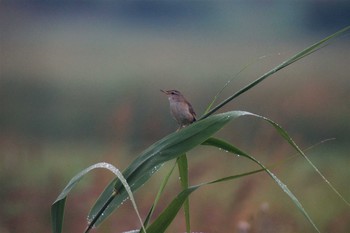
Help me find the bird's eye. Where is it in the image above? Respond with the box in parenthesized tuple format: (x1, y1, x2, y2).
(171, 91, 176, 95)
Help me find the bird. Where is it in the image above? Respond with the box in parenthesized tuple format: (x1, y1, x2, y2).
(161, 89, 196, 129)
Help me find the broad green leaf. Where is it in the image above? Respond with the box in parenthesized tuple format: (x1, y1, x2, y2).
(88, 111, 250, 227)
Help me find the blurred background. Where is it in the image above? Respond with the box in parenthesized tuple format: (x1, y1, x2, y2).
(1, 1, 350, 233)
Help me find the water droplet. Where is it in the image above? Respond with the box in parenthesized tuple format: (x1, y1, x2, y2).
(122, 230, 140, 233)
(86, 216, 93, 225)
(149, 164, 164, 175)
(86, 215, 97, 229)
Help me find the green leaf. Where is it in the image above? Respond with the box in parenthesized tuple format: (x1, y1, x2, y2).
(204, 54, 267, 114)
(248, 113, 350, 207)
(142, 161, 177, 230)
(203, 137, 321, 233)
(145, 167, 268, 232)
(177, 154, 191, 233)
(201, 25, 350, 119)
(53, 26, 350, 233)
(51, 162, 144, 233)
(87, 110, 347, 230)
(146, 186, 198, 233)
(51, 198, 66, 233)
(88, 111, 250, 227)
(146, 142, 267, 233)
(52, 163, 110, 233)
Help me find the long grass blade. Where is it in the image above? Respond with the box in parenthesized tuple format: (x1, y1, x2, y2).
(235, 112, 349, 207)
(203, 137, 321, 233)
(204, 54, 271, 114)
(146, 186, 198, 233)
(142, 161, 177, 230)
(146, 169, 267, 233)
(177, 154, 191, 233)
(255, 115, 350, 207)
(200, 25, 350, 119)
(145, 137, 335, 233)
(51, 162, 144, 233)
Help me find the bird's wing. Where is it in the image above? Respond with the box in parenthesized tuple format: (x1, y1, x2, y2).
(188, 103, 196, 120)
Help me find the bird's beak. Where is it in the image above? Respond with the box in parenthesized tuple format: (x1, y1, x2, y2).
(160, 89, 168, 94)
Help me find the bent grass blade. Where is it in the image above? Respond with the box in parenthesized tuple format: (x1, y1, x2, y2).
(202, 137, 321, 233)
(51, 162, 145, 233)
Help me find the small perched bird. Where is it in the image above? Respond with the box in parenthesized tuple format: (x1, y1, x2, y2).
(161, 89, 196, 129)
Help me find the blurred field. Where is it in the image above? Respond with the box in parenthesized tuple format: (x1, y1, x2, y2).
(1, 2, 350, 233)
(1, 141, 350, 233)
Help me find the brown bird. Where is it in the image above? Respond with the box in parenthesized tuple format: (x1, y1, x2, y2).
(161, 89, 196, 129)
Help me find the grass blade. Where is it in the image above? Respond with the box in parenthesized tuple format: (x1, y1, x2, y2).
(146, 186, 198, 233)
(205, 54, 273, 114)
(51, 198, 66, 233)
(52, 163, 113, 233)
(177, 154, 191, 233)
(253, 115, 350, 207)
(51, 162, 144, 233)
(142, 161, 177, 230)
(203, 137, 321, 233)
(146, 144, 270, 233)
(200, 25, 350, 119)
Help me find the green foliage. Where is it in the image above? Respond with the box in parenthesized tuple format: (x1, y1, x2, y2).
(51, 26, 350, 233)
(51, 162, 145, 233)
(87, 111, 248, 229)
(177, 154, 191, 233)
